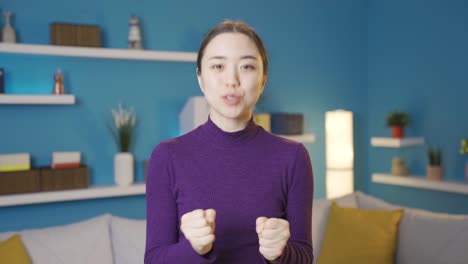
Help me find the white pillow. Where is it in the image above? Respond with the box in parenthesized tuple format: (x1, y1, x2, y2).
(0, 231, 15, 241)
(355, 191, 400, 210)
(397, 209, 468, 264)
(355, 191, 468, 264)
(110, 216, 146, 264)
(312, 193, 358, 263)
(0, 214, 113, 264)
(312, 199, 330, 263)
(333, 192, 358, 208)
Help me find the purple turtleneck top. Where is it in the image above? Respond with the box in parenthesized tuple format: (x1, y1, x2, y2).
(145, 117, 314, 264)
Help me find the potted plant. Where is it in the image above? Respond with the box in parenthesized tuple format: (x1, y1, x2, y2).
(386, 111, 410, 138)
(110, 103, 137, 186)
(460, 138, 468, 182)
(427, 146, 442, 181)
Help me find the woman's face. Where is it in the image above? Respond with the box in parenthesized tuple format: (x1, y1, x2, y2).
(197, 32, 265, 126)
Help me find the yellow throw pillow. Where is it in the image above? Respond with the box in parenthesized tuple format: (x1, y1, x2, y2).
(317, 202, 403, 264)
(0, 234, 32, 264)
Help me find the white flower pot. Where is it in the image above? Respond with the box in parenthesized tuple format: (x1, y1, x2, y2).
(114, 152, 134, 186)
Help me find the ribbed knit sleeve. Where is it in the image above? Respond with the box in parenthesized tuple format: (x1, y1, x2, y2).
(144, 143, 217, 264)
(267, 144, 314, 264)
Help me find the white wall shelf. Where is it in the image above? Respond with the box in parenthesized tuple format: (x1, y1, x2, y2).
(371, 137, 425, 148)
(372, 173, 468, 195)
(0, 183, 145, 207)
(277, 133, 316, 143)
(0, 94, 76, 105)
(0, 43, 197, 62)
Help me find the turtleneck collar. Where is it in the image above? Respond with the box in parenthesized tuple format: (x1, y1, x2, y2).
(198, 115, 260, 147)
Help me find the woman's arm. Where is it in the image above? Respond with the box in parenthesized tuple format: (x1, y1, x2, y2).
(268, 144, 314, 264)
(144, 143, 217, 264)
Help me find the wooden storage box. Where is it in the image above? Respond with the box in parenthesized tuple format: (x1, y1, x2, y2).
(40, 166, 89, 191)
(50, 23, 101, 47)
(0, 169, 41, 195)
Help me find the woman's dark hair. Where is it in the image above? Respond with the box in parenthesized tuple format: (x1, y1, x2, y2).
(196, 20, 268, 85)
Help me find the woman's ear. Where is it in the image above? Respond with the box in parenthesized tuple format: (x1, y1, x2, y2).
(261, 75, 267, 92)
(197, 69, 205, 94)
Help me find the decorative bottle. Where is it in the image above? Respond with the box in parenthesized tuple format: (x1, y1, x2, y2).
(2, 11, 17, 43)
(52, 69, 65, 94)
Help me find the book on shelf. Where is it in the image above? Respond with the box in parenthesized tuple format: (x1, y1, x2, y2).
(0, 153, 31, 172)
(52, 151, 81, 169)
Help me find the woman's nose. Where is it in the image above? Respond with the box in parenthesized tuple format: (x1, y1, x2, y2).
(225, 67, 240, 87)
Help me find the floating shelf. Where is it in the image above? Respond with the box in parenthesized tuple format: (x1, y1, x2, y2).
(0, 183, 145, 207)
(372, 173, 468, 195)
(0, 94, 76, 105)
(277, 133, 316, 143)
(0, 43, 197, 62)
(371, 137, 425, 148)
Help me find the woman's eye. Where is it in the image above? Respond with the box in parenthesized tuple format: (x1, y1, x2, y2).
(241, 64, 256, 71)
(211, 64, 223, 70)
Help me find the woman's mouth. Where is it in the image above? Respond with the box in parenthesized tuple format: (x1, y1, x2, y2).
(223, 95, 242, 106)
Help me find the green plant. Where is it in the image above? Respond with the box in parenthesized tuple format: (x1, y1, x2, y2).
(386, 111, 411, 127)
(460, 138, 468, 155)
(110, 103, 136, 153)
(428, 146, 442, 166)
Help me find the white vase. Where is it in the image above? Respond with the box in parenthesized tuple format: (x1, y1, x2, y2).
(2, 11, 17, 43)
(114, 152, 134, 186)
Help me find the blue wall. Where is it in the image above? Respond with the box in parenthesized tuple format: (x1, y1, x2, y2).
(5, 0, 467, 232)
(0, 0, 367, 231)
(367, 0, 468, 214)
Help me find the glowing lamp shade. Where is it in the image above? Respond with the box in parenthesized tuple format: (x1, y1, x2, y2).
(325, 110, 354, 199)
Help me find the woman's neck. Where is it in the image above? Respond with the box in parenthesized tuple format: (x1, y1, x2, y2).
(210, 112, 252, 132)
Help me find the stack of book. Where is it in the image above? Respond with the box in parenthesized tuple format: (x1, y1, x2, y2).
(52, 152, 81, 169)
(0, 153, 31, 172)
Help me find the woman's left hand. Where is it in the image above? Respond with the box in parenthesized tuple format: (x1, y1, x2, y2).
(256, 217, 290, 261)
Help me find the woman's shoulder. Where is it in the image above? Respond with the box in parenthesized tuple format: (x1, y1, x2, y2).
(151, 129, 200, 155)
(258, 127, 305, 150)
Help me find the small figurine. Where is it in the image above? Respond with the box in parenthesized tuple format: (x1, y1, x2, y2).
(52, 69, 65, 95)
(2, 11, 17, 43)
(128, 15, 143, 49)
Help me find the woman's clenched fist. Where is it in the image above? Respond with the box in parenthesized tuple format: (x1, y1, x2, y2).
(180, 209, 216, 255)
(256, 217, 290, 261)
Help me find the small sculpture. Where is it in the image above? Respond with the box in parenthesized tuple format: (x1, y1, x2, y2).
(128, 16, 143, 49)
(2, 11, 17, 43)
(391, 157, 409, 176)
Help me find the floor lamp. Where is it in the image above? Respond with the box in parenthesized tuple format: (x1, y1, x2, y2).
(325, 110, 354, 199)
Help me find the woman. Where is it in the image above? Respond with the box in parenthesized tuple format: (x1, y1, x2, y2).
(145, 20, 314, 263)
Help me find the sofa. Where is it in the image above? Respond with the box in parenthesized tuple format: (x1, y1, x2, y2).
(0, 214, 145, 264)
(313, 191, 468, 264)
(0, 191, 467, 263)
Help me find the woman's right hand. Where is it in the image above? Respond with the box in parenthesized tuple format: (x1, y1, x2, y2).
(180, 208, 216, 255)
